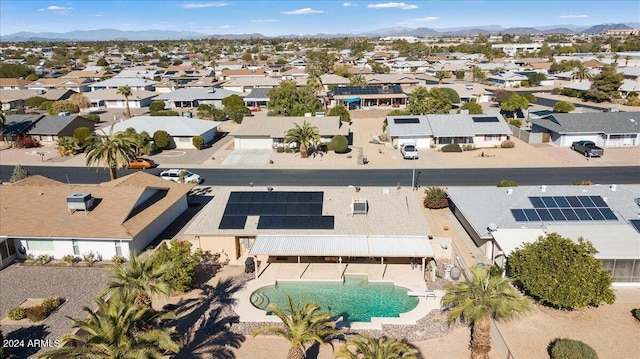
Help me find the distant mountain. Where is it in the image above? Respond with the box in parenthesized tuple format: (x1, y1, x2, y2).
(1, 28, 208, 41)
(581, 23, 632, 33)
(2, 23, 639, 41)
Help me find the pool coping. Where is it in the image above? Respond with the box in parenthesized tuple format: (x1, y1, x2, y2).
(233, 274, 444, 330)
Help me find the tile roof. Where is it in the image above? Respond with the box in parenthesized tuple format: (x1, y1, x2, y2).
(0, 172, 193, 240)
(528, 112, 640, 134)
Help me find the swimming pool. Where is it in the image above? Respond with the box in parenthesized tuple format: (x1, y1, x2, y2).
(250, 275, 419, 322)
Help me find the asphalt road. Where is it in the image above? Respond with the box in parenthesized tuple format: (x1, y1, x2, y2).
(1, 165, 639, 187)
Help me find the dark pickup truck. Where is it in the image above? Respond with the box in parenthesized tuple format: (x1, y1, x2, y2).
(571, 140, 604, 157)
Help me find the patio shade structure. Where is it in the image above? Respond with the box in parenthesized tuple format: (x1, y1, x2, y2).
(249, 234, 434, 278)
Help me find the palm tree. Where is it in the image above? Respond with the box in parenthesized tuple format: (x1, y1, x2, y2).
(117, 85, 133, 118)
(613, 53, 620, 66)
(252, 297, 339, 359)
(40, 296, 179, 359)
(574, 64, 592, 82)
(306, 74, 323, 98)
(85, 125, 137, 181)
(471, 66, 485, 83)
(624, 55, 632, 67)
(335, 334, 420, 359)
(435, 70, 448, 84)
(104, 252, 174, 308)
(284, 121, 321, 159)
(441, 267, 532, 359)
(349, 73, 367, 86)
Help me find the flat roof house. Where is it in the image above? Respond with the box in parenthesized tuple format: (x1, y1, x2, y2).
(0, 172, 193, 267)
(528, 112, 640, 147)
(329, 85, 408, 109)
(232, 116, 349, 150)
(107, 116, 221, 149)
(446, 185, 640, 284)
(154, 87, 241, 109)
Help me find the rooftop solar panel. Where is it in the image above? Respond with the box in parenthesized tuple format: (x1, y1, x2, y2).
(548, 208, 566, 221)
(566, 196, 582, 207)
(600, 208, 617, 220)
(393, 118, 420, 124)
(590, 196, 608, 207)
(542, 197, 558, 208)
(578, 196, 596, 208)
(524, 209, 540, 221)
(630, 220, 640, 234)
(529, 197, 545, 208)
(553, 196, 571, 208)
(587, 208, 605, 221)
(574, 208, 592, 220)
(472, 116, 500, 123)
(536, 208, 553, 221)
(561, 208, 580, 221)
(512, 209, 527, 222)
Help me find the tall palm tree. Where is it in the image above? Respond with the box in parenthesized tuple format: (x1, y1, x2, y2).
(284, 121, 321, 159)
(335, 334, 421, 359)
(306, 74, 323, 98)
(252, 297, 338, 359)
(117, 85, 133, 118)
(624, 55, 632, 67)
(441, 267, 532, 359)
(613, 53, 620, 66)
(471, 66, 485, 83)
(349, 73, 367, 86)
(104, 252, 174, 308)
(85, 125, 137, 181)
(574, 64, 592, 82)
(40, 296, 179, 359)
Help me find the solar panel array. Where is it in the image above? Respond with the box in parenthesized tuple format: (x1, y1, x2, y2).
(331, 85, 403, 96)
(472, 116, 500, 123)
(219, 191, 334, 230)
(393, 118, 420, 124)
(511, 196, 618, 222)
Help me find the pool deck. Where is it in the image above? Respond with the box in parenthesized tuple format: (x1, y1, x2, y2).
(233, 262, 444, 330)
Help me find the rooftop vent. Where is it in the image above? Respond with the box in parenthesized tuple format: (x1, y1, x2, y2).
(351, 198, 368, 216)
(540, 185, 547, 192)
(67, 193, 95, 215)
(610, 184, 617, 191)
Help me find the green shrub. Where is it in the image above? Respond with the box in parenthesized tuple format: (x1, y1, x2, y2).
(111, 254, 126, 264)
(153, 130, 171, 150)
(152, 239, 202, 293)
(24, 96, 48, 108)
(330, 135, 349, 153)
(149, 100, 166, 112)
(549, 338, 598, 359)
(423, 186, 449, 209)
(62, 254, 79, 265)
(573, 180, 593, 186)
(10, 164, 30, 183)
(387, 109, 411, 116)
(7, 306, 27, 321)
(73, 127, 93, 148)
(508, 119, 522, 127)
(82, 114, 101, 122)
(501, 140, 515, 148)
(440, 87, 461, 103)
(632, 308, 640, 321)
(497, 180, 518, 187)
(48, 101, 79, 115)
(192, 135, 204, 150)
(328, 104, 351, 122)
(83, 251, 97, 266)
(56, 137, 80, 157)
(150, 110, 179, 116)
(25, 305, 48, 322)
(36, 254, 52, 265)
(441, 144, 462, 152)
(40, 297, 61, 314)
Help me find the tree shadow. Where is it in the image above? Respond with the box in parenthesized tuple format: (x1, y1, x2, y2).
(169, 276, 247, 359)
(5, 324, 51, 358)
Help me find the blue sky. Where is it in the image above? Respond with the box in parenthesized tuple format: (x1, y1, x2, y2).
(1, 1, 639, 36)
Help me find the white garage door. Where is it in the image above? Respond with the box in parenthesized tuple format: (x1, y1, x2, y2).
(397, 137, 430, 149)
(562, 134, 600, 147)
(234, 137, 273, 149)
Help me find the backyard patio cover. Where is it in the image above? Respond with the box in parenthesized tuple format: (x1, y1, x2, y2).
(343, 97, 361, 103)
(249, 234, 434, 257)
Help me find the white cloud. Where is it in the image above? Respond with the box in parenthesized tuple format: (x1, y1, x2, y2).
(283, 8, 325, 15)
(367, 2, 418, 10)
(343, 2, 357, 6)
(559, 14, 588, 19)
(182, 2, 228, 9)
(250, 19, 279, 23)
(220, 24, 233, 29)
(87, 14, 103, 17)
(39, 5, 72, 11)
(413, 16, 439, 22)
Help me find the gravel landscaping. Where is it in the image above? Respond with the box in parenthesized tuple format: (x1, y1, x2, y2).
(0, 265, 108, 358)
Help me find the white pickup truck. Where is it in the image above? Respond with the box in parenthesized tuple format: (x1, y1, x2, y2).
(400, 144, 419, 159)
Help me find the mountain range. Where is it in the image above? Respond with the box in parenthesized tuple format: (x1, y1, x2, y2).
(1, 23, 638, 42)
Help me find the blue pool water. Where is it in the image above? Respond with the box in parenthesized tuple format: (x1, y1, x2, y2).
(250, 275, 418, 322)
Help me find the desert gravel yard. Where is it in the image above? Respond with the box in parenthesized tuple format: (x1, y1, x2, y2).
(0, 265, 108, 358)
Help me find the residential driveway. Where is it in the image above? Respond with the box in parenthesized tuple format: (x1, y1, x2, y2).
(221, 149, 272, 166)
(533, 143, 640, 167)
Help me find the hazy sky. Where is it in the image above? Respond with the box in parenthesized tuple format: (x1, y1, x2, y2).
(1, 0, 639, 36)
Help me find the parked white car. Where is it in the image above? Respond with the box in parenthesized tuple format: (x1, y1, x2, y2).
(400, 144, 419, 159)
(158, 169, 203, 184)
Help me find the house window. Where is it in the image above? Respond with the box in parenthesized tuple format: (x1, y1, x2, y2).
(26, 239, 54, 251)
(72, 240, 79, 255)
(178, 137, 190, 143)
(484, 135, 499, 141)
(0, 241, 8, 260)
(115, 240, 122, 256)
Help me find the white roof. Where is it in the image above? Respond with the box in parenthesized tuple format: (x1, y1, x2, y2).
(250, 235, 434, 257)
(105, 116, 221, 136)
(492, 228, 545, 256)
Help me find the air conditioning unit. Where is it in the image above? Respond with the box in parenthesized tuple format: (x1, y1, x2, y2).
(67, 193, 95, 214)
(351, 198, 368, 215)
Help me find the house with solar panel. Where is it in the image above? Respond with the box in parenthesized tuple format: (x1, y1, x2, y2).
(385, 114, 513, 150)
(328, 85, 408, 109)
(446, 185, 640, 284)
(181, 186, 435, 277)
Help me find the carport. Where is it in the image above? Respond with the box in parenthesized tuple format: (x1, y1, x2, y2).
(248, 234, 434, 279)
